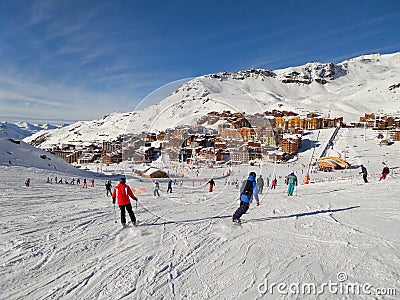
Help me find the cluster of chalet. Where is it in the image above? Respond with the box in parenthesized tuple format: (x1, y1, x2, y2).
(50, 111, 399, 166)
(50, 140, 122, 165)
(357, 113, 400, 141)
(121, 110, 344, 165)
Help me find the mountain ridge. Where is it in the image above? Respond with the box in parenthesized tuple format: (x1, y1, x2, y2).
(23, 52, 400, 149)
(0, 121, 62, 140)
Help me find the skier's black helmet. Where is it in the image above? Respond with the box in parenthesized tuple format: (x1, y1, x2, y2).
(249, 171, 256, 178)
(120, 177, 126, 183)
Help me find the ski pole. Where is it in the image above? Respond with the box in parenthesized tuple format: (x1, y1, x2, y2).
(113, 203, 117, 223)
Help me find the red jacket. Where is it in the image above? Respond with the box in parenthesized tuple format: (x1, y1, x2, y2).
(112, 183, 137, 205)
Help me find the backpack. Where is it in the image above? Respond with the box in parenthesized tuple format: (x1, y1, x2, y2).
(287, 175, 297, 184)
(242, 180, 253, 197)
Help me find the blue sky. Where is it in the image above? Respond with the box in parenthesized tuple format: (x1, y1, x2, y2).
(0, 0, 399, 123)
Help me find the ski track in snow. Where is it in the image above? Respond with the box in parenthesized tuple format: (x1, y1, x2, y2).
(1, 143, 400, 298)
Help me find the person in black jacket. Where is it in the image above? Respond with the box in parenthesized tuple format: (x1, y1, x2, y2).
(105, 180, 112, 196)
(359, 165, 368, 183)
(167, 179, 173, 193)
(207, 178, 215, 192)
(232, 172, 260, 224)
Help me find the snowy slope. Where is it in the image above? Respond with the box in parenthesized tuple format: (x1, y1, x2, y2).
(0, 136, 97, 176)
(1, 127, 399, 299)
(24, 52, 400, 149)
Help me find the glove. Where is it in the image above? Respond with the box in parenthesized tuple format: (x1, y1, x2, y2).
(256, 200, 260, 206)
(112, 198, 116, 204)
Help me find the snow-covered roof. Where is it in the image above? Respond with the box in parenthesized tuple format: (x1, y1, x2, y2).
(144, 167, 166, 175)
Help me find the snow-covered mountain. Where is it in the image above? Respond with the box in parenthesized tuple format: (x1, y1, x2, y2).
(0, 136, 95, 176)
(24, 52, 400, 149)
(0, 121, 61, 140)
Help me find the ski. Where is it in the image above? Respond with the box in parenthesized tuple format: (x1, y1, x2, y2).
(231, 219, 243, 226)
(121, 221, 139, 228)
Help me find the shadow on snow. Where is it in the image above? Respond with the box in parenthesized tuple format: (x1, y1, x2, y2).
(139, 206, 360, 226)
(250, 205, 360, 222)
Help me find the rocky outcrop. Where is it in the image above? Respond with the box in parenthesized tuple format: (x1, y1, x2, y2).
(205, 69, 276, 81)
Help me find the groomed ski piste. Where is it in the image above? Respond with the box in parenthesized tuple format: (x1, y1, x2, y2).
(1, 128, 399, 299)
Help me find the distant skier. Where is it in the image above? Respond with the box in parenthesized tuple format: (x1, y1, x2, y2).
(266, 176, 270, 187)
(207, 178, 215, 192)
(232, 172, 260, 224)
(285, 171, 297, 196)
(167, 179, 173, 193)
(271, 177, 277, 189)
(112, 177, 138, 226)
(90, 179, 95, 187)
(359, 165, 368, 183)
(82, 178, 88, 188)
(379, 163, 390, 181)
(25, 178, 30, 187)
(257, 175, 265, 194)
(154, 181, 160, 197)
(77, 178, 81, 185)
(105, 180, 112, 196)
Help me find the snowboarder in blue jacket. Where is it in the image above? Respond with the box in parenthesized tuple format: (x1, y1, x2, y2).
(232, 172, 260, 224)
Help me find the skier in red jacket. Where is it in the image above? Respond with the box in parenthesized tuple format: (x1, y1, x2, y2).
(379, 164, 390, 181)
(112, 177, 138, 226)
(207, 178, 215, 192)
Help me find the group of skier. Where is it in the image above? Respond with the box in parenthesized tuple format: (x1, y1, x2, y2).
(45, 176, 82, 185)
(25, 177, 97, 188)
(36, 161, 391, 228)
(32, 161, 392, 228)
(150, 178, 217, 197)
(255, 174, 278, 192)
(358, 162, 391, 183)
(107, 169, 298, 226)
(44, 176, 97, 187)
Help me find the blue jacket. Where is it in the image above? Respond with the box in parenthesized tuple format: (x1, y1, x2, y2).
(286, 173, 298, 185)
(240, 175, 259, 203)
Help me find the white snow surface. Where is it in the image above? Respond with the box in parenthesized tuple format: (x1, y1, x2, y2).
(23, 52, 400, 149)
(0, 137, 98, 176)
(1, 128, 400, 299)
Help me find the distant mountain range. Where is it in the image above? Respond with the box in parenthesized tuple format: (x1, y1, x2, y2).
(19, 52, 400, 149)
(0, 122, 63, 140)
